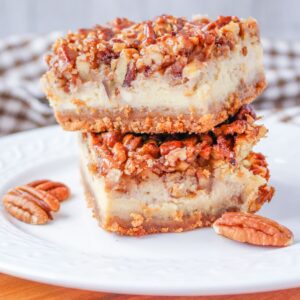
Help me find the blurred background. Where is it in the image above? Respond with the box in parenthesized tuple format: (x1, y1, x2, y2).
(0, 0, 299, 136)
(0, 0, 299, 39)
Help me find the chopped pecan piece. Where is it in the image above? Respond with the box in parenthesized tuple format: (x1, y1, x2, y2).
(143, 21, 156, 45)
(138, 140, 160, 158)
(160, 141, 183, 155)
(102, 132, 122, 147)
(123, 62, 137, 87)
(112, 142, 127, 163)
(247, 152, 270, 179)
(58, 44, 77, 65)
(123, 134, 142, 151)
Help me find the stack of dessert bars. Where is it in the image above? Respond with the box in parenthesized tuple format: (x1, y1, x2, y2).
(42, 15, 274, 236)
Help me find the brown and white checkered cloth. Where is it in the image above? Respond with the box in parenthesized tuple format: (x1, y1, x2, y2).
(0, 34, 299, 136)
(0, 33, 59, 136)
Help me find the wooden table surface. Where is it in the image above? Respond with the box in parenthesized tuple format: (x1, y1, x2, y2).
(0, 274, 299, 300)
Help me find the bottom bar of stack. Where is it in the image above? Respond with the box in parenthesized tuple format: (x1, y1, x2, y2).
(79, 105, 274, 236)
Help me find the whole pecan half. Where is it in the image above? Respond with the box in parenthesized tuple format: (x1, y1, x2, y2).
(213, 212, 294, 247)
(27, 179, 70, 201)
(2, 186, 61, 224)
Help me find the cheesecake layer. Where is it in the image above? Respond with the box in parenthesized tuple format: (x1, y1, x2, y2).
(42, 15, 266, 134)
(79, 106, 274, 235)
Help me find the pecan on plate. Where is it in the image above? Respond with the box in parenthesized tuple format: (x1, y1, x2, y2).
(213, 212, 293, 247)
(3, 186, 60, 225)
(27, 179, 70, 202)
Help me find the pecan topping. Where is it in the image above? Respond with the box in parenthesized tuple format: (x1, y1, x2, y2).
(213, 212, 293, 247)
(85, 106, 273, 201)
(46, 15, 260, 89)
(27, 179, 70, 202)
(88, 105, 266, 179)
(2, 180, 71, 225)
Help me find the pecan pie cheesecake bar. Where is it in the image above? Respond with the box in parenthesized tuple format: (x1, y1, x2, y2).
(42, 15, 266, 134)
(79, 105, 274, 235)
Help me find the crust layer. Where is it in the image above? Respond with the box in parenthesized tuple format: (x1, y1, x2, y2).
(55, 79, 266, 134)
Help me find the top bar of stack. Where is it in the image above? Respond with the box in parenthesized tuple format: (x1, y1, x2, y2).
(42, 15, 274, 236)
(42, 15, 266, 134)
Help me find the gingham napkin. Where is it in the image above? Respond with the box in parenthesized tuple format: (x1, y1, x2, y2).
(0, 33, 59, 136)
(0, 34, 299, 136)
(256, 39, 300, 124)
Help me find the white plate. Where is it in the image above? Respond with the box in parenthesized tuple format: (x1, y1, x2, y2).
(0, 120, 299, 296)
